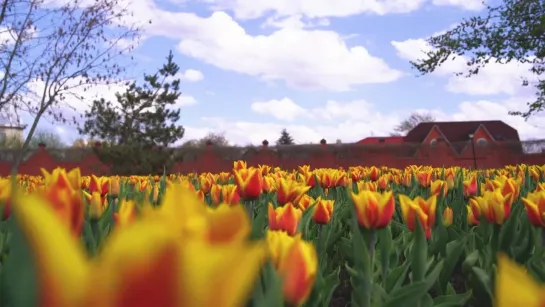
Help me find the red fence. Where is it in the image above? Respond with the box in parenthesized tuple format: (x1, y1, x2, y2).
(1, 140, 545, 176)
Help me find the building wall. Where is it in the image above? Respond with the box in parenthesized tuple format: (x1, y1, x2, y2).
(0, 127, 24, 142)
(0, 142, 543, 176)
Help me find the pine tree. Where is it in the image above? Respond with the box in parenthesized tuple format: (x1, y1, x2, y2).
(78, 51, 186, 175)
(276, 129, 295, 145)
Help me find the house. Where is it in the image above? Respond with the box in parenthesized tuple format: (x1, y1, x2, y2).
(0, 124, 26, 143)
(355, 136, 404, 145)
(356, 120, 522, 154)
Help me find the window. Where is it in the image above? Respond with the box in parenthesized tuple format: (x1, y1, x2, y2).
(0, 131, 6, 142)
(476, 138, 487, 146)
(430, 138, 438, 146)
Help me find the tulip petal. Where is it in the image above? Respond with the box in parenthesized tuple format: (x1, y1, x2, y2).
(495, 253, 543, 307)
(90, 220, 182, 307)
(182, 240, 267, 307)
(13, 194, 89, 307)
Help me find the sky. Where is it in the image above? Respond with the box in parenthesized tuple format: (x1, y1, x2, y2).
(17, 0, 545, 146)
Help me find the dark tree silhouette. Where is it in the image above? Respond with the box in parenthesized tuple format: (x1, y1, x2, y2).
(277, 128, 295, 145)
(78, 51, 185, 175)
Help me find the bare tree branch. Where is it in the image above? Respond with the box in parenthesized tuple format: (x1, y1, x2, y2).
(0, 0, 142, 173)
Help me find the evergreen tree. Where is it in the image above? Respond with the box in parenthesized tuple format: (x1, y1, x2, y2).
(78, 51, 185, 175)
(276, 129, 295, 145)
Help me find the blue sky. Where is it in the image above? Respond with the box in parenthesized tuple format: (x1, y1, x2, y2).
(24, 0, 545, 145)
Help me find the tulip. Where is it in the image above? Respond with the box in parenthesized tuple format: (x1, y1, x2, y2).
(89, 174, 109, 196)
(13, 191, 267, 307)
(470, 189, 512, 225)
(109, 177, 120, 197)
(398, 194, 437, 238)
(233, 168, 263, 200)
(221, 184, 241, 206)
(233, 160, 247, 171)
(521, 191, 545, 227)
(0, 179, 12, 220)
(266, 230, 318, 306)
(350, 190, 395, 229)
(367, 166, 380, 181)
(467, 205, 480, 225)
(495, 253, 545, 307)
(442, 206, 453, 227)
(262, 176, 277, 193)
(277, 236, 318, 306)
(430, 180, 447, 198)
(276, 178, 311, 205)
(42, 176, 85, 237)
(268, 202, 303, 236)
(83, 191, 107, 220)
(150, 183, 252, 244)
(113, 200, 137, 228)
(297, 194, 315, 211)
(210, 184, 222, 205)
(199, 174, 214, 194)
(41, 167, 81, 191)
(376, 175, 389, 190)
(416, 171, 433, 187)
(463, 175, 478, 197)
(312, 198, 334, 225)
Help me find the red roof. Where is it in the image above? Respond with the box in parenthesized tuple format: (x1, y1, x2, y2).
(356, 136, 404, 144)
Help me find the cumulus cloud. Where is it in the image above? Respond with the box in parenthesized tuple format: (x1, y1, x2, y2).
(183, 96, 545, 145)
(391, 35, 537, 96)
(197, 0, 481, 20)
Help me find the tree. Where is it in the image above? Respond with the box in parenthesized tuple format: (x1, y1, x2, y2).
(390, 112, 435, 136)
(28, 130, 65, 148)
(78, 51, 186, 175)
(276, 128, 295, 145)
(182, 132, 229, 148)
(1, 0, 141, 172)
(409, 0, 545, 119)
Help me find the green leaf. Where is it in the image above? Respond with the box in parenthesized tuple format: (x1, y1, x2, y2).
(382, 260, 444, 307)
(254, 261, 283, 307)
(439, 238, 465, 291)
(1, 219, 38, 307)
(411, 216, 427, 282)
(385, 261, 410, 293)
(433, 290, 472, 307)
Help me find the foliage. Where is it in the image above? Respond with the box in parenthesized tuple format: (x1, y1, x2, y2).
(0, 164, 542, 306)
(0, 0, 141, 171)
(410, 0, 545, 119)
(0, 130, 64, 149)
(276, 128, 295, 145)
(182, 132, 229, 148)
(391, 112, 435, 136)
(28, 130, 65, 148)
(78, 51, 185, 175)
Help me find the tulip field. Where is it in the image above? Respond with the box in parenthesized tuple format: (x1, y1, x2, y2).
(0, 162, 544, 307)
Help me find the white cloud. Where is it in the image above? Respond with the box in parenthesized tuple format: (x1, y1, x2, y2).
(431, 0, 483, 10)
(251, 98, 308, 121)
(171, 12, 402, 91)
(174, 95, 198, 108)
(198, 0, 480, 20)
(251, 98, 391, 122)
(391, 36, 536, 96)
(178, 69, 205, 82)
(184, 96, 545, 145)
(262, 15, 330, 29)
(95, 4, 402, 91)
(26, 77, 198, 115)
